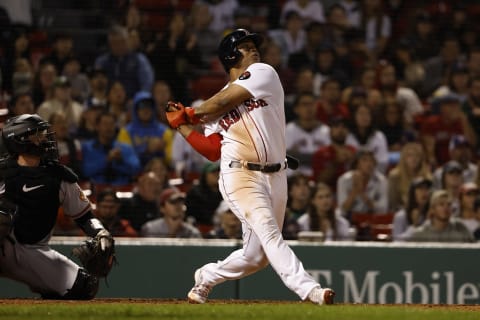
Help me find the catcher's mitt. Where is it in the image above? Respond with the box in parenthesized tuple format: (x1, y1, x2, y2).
(72, 229, 116, 278)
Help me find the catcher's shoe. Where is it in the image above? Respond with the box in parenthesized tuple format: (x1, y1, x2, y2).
(187, 269, 211, 304)
(307, 287, 335, 305)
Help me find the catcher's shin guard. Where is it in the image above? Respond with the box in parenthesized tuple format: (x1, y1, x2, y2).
(63, 268, 99, 300)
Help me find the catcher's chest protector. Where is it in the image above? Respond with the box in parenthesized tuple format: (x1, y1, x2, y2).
(5, 165, 61, 244)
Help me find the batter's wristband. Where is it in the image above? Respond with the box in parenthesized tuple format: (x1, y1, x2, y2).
(185, 107, 201, 125)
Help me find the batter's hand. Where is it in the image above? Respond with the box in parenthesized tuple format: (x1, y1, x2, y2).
(163, 101, 188, 129)
(185, 107, 201, 125)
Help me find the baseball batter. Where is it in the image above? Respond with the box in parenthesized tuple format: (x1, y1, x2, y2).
(0, 114, 114, 299)
(167, 29, 335, 304)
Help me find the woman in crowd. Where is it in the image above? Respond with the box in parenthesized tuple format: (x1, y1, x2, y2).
(297, 182, 352, 241)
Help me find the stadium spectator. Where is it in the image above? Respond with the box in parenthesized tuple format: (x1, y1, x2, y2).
(345, 103, 389, 173)
(142, 157, 170, 189)
(457, 182, 480, 235)
(472, 197, 480, 240)
(141, 187, 201, 238)
(431, 61, 471, 104)
(185, 162, 223, 235)
(461, 76, 480, 149)
(198, 0, 238, 33)
(286, 92, 330, 178)
(404, 11, 439, 63)
(118, 170, 163, 233)
(1, 30, 31, 93)
(48, 111, 83, 178)
(375, 60, 424, 129)
(284, 67, 315, 123)
(312, 115, 356, 192)
(152, 80, 174, 123)
(387, 142, 432, 211)
(76, 104, 105, 142)
(353, 0, 392, 59)
(312, 45, 350, 95)
(437, 160, 464, 217)
(269, 10, 307, 66)
(171, 101, 208, 179)
(467, 47, 480, 79)
(208, 201, 242, 239)
(421, 36, 463, 99)
(189, 2, 219, 69)
(95, 25, 154, 99)
(316, 78, 350, 125)
(94, 188, 138, 237)
(432, 135, 477, 190)
(11, 57, 33, 96)
(280, 0, 325, 27)
(297, 182, 353, 241)
(148, 12, 203, 103)
(420, 93, 475, 167)
(117, 91, 173, 168)
(376, 97, 415, 154)
(37, 76, 84, 134)
(407, 190, 474, 243)
(85, 67, 108, 109)
(287, 21, 326, 72)
(341, 66, 381, 107)
(31, 62, 57, 107)
(106, 81, 129, 127)
(62, 56, 90, 104)
(284, 173, 312, 240)
(337, 149, 388, 218)
(7, 91, 34, 117)
(81, 112, 141, 187)
(39, 33, 75, 75)
(392, 177, 432, 241)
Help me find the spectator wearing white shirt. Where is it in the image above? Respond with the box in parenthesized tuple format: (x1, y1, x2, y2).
(280, 0, 325, 27)
(286, 92, 330, 177)
(345, 103, 389, 173)
(297, 182, 353, 241)
(337, 149, 388, 218)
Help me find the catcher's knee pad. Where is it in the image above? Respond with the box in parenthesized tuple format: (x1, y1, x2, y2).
(63, 268, 99, 300)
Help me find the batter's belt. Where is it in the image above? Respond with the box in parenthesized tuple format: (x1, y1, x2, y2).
(228, 160, 287, 173)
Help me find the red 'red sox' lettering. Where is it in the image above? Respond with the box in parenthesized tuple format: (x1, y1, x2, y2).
(219, 99, 269, 131)
(245, 98, 268, 111)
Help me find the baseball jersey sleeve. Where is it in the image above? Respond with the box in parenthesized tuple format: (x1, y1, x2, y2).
(59, 181, 92, 219)
(233, 63, 277, 100)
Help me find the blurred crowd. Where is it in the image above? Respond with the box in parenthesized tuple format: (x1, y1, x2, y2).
(1, 0, 480, 242)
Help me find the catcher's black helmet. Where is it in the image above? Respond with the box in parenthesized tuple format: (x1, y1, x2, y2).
(218, 29, 263, 73)
(1, 114, 58, 160)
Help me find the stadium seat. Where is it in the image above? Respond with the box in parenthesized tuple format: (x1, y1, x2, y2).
(349, 212, 394, 241)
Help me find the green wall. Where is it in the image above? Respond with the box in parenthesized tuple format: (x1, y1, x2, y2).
(2, 239, 479, 304)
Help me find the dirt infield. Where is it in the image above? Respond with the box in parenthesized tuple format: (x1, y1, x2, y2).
(0, 298, 479, 311)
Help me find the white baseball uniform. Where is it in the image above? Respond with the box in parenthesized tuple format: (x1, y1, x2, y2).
(198, 62, 321, 300)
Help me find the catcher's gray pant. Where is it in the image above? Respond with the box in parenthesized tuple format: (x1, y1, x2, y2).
(197, 166, 320, 300)
(0, 233, 79, 297)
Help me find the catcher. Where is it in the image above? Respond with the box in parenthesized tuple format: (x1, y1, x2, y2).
(0, 114, 115, 299)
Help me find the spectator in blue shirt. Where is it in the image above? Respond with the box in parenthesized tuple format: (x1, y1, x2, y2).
(95, 25, 154, 99)
(82, 112, 141, 186)
(117, 90, 173, 168)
